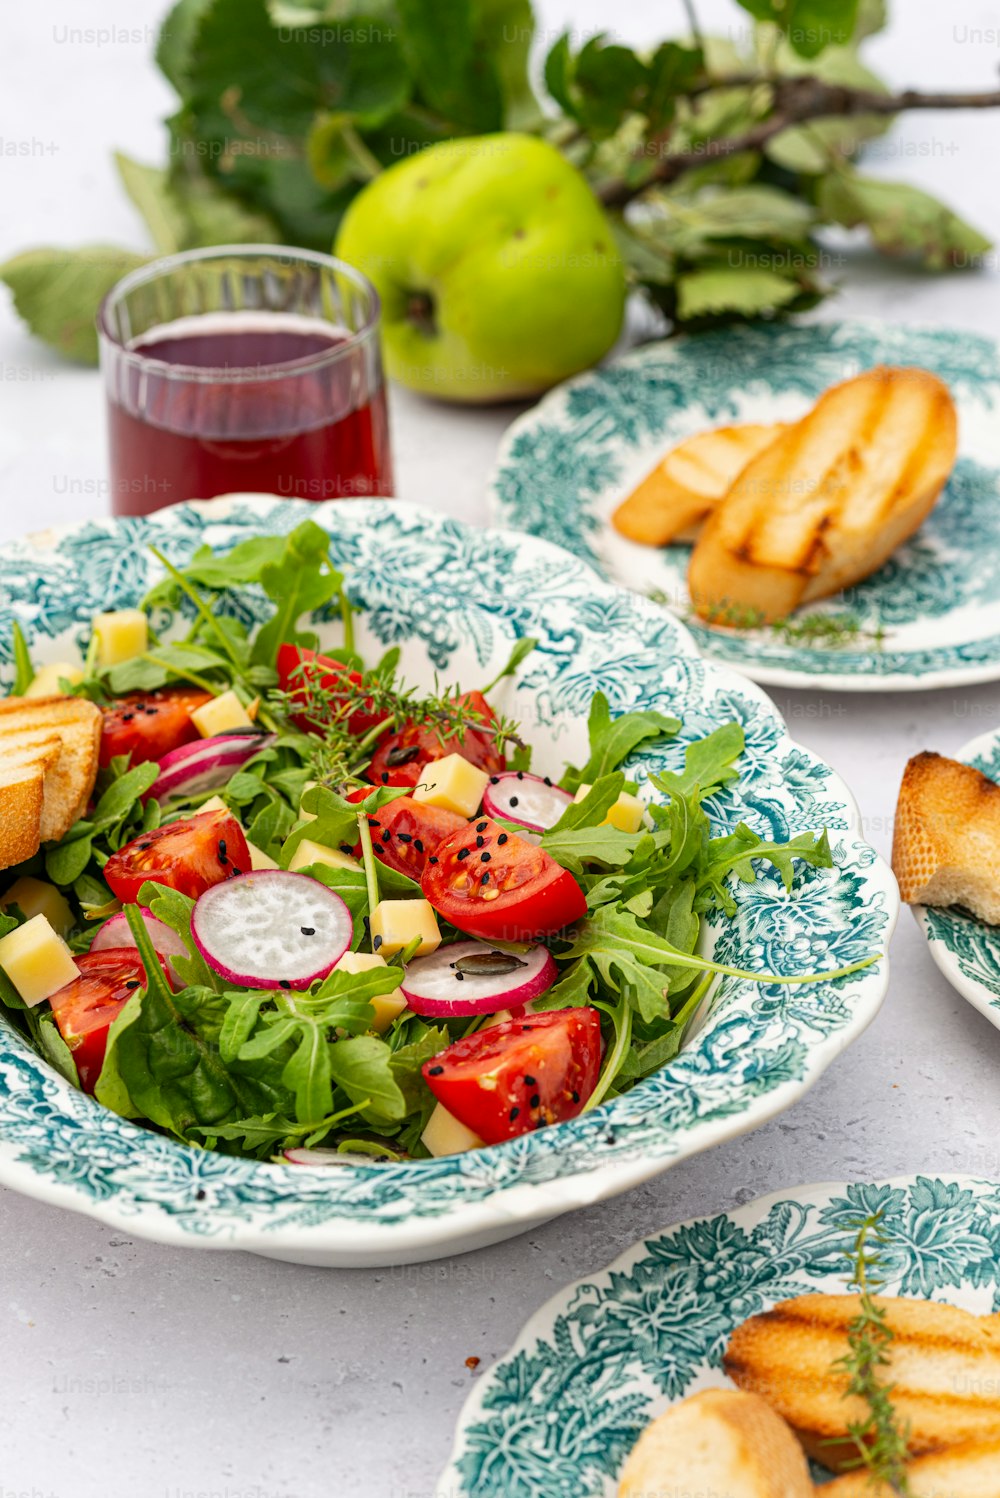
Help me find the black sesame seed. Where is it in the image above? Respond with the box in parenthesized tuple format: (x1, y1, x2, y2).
(509, 796, 519, 807)
(413, 839, 424, 853)
(544, 776, 552, 787)
(516, 771, 524, 780)
(381, 772, 389, 784)
(368, 818, 380, 828)
(428, 855, 439, 865)
(457, 848, 470, 861)
(530, 1093, 540, 1109)
(339, 843, 353, 855)
(490, 776, 499, 784)
(497, 833, 508, 845)
(121, 711, 134, 722)
(373, 935, 383, 951)
(427, 1065, 444, 1076)
(300, 926, 315, 936)
(476, 821, 487, 833)
(125, 980, 140, 989)
(509, 1107, 520, 1122)
(481, 851, 491, 862)
(476, 836, 485, 848)
(570, 1090, 580, 1104)
(396, 832, 412, 843)
(524, 1076, 536, 1086)
(279, 980, 291, 991)
(481, 872, 489, 885)
(455, 972, 465, 982)
(381, 829, 391, 843)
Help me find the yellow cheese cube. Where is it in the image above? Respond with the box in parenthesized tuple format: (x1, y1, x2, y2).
(248, 841, 279, 871)
(484, 999, 537, 1028)
(0, 915, 79, 1008)
(298, 780, 318, 823)
(369, 899, 441, 958)
(604, 791, 645, 834)
(190, 689, 253, 738)
(0, 877, 74, 938)
(334, 952, 406, 1033)
(412, 753, 489, 818)
(191, 795, 228, 816)
(421, 1102, 484, 1157)
(287, 839, 361, 874)
(24, 662, 84, 698)
(573, 782, 645, 833)
(93, 609, 148, 668)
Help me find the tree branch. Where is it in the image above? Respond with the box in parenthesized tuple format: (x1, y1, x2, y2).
(598, 77, 1000, 206)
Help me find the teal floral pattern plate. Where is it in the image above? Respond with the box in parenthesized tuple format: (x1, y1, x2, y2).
(0, 496, 896, 1267)
(490, 319, 1000, 692)
(440, 1174, 1000, 1496)
(917, 727, 1000, 1029)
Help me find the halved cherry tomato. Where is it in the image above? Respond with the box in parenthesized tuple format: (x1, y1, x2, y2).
(103, 808, 251, 903)
(49, 948, 167, 1093)
(420, 817, 586, 941)
(365, 796, 467, 881)
(99, 688, 212, 769)
(276, 644, 386, 739)
(367, 690, 505, 787)
(422, 1008, 603, 1143)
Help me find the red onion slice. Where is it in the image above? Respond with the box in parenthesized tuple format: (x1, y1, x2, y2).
(401, 939, 556, 1017)
(148, 732, 275, 804)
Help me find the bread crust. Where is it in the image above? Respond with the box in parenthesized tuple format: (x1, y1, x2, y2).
(0, 694, 101, 870)
(892, 751, 1000, 924)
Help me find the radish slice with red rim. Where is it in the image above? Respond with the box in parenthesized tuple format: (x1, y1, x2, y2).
(91, 905, 189, 983)
(191, 870, 352, 989)
(401, 939, 556, 1017)
(148, 731, 275, 804)
(283, 1148, 397, 1166)
(482, 771, 572, 832)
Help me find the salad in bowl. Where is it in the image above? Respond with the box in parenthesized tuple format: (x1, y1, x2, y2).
(0, 497, 896, 1265)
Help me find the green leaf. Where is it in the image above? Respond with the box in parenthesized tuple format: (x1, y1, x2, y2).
(650, 723, 745, 803)
(10, 621, 34, 695)
(397, 0, 503, 132)
(115, 153, 187, 255)
(472, 0, 542, 130)
(736, 0, 860, 57)
(565, 693, 680, 790)
(817, 173, 992, 271)
(93, 995, 143, 1117)
(92, 763, 160, 828)
(156, 0, 215, 92)
(0, 246, 150, 364)
(36, 1014, 80, 1088)
(329, 1034, 407, 1119)
(676, 265, 804, 319)
(45, 834, 95, 888)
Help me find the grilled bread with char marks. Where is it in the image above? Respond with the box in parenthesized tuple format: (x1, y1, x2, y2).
(823, 1437, 1000, 1497)
(688, 366, 958, 625)
(724, 1294, 1000, 1472)
(612, 422, 786, 546)
(892, 751, 1000, 925)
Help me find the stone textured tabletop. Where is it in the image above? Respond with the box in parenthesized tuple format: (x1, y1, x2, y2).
(2, 2, 1000, 1495)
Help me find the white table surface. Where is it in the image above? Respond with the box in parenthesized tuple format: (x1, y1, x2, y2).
(3, 4, 1000, 1495)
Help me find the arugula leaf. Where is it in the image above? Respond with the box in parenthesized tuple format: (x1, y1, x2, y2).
(329, 1035, 407, 1120)
(563, 694, 679, 791)
(10, 621, 34, 694)
(104, 643, 230, 695)
(140, 881, 217, 988)
(696, 824, 832, 915)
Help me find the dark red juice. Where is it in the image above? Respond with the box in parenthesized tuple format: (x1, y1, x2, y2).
(106, 314, 393, 517)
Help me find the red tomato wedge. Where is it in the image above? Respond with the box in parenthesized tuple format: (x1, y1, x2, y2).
(365, 796, 467, 881)
(366, 690, 505, 787)
(421, 818, 586, 941)
(104, 809, 251, 903)
(99, 688, 212, 769)
(422, 1008, 603, 1143)
(49, 948, 164, 1093)
(276, 644, 386, 739)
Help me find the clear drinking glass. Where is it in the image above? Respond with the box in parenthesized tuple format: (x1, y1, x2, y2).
(98, 245, 394, 516)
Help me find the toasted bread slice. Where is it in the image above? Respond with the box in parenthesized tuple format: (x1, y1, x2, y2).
(892, 751, 1000, 923)
(0, 696, 101, 867)
(823, 1437, 1000, 1496)
(613, 422, 786, 546)
(617, 1387, 813, 1498)
(0, 760, 53, 869)
(725, 1294, 1000, 1471)
(688, 366, 958, 625)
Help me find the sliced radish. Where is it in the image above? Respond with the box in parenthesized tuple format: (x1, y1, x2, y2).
(191, 870, 352, 989)
(148, 731, 275, 804)
(401, 939, 556, 1017)
(283, 1148, 397, 1166)
(91, 905, 189, 984)
(482, 771, 573, 832)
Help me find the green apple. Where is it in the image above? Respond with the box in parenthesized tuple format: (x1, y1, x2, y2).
(336, 133, 626, 403)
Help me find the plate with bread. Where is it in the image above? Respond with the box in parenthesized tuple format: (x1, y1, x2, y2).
(894, 731, 1000, 1030)
(440, 1174, 1000, 1497)
(490, 319, 1000, 690)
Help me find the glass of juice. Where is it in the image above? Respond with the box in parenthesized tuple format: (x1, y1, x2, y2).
(98, 245, 393, 516)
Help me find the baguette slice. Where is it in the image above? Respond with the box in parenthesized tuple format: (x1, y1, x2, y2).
(0, 696, 101, 869)
(725, 1294, 1000, 1471)
(617, 1387, 813, 1498)
(892, 751, 1000, 923)
(613, 422, 786, 546)
(689, 366, 958, 625)
(822, 1437, 1000, 1497)
(0, 759, 54, 869)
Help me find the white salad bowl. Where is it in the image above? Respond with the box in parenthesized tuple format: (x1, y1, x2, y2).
(0, 495, 898, 1267)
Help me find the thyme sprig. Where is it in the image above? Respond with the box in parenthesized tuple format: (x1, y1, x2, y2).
(654, 589, 888, 652)
(832, 1212, 912, 1493)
